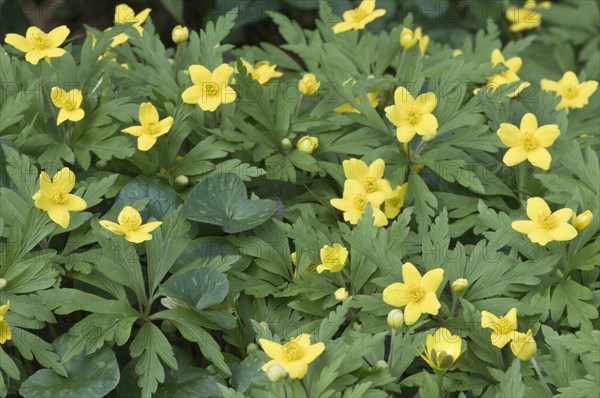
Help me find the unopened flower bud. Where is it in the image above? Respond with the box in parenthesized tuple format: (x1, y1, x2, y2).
(160, 320, 177, 334)
(297, 136, 318, 154)
(334, 287, 349, 302)
(95, 160, 107, 169)
(246, 343, 258, 354)
(0, 278, 6, 290)
(266, 364, 287, 382)
(510, 330, 537, 361)
(172, 25, 189, 43)
(573, 210, 592, 231)
(298, 73, 320, 95)
(175, 175, 189, 187)
(259, 321, 269, 330)
(451, 278, 469, 293)
(374, 360, 388, 371)
(387, 309, 404, 330)
(281, 138, 293, 150)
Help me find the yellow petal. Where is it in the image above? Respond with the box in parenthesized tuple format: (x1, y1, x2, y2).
(421, 268, 444, 292)
(497, 123, 521, 147)
(213, 64, 234, 85)
(384, 104, 401, 126)
(490, 49, 504, 65)
(343, 159, 368, 180)
(63, 194, 87, 211)
(402, 262, 422, 285)
(118, 206, 142, 227)
(53, 167, 76, 193)
(403, 302, 422, 325)
(549, 224, 577, 241)
(527, 147, 551, 170)
(139, 103, 159, 124)
(0, 302, 9, 317)
(414, 113, 438, 136)
(368, 159, 385, 179)
(330, 198, 352, 212)
(358, 0, 376, 13)
(534, 124, 560, 147)
(520, 113, 538, 132)
(396, 124, 417, 143)
(332, 21, 355, 34)
(124, 231, 153, 243)
(25, 49, 46, 65)
(382, 283, 409, 307)
(0, 320, 11, 343)
(138, 221, 162, 234)
(68, 108, 85, 122)
(99, 220, 125, 235)
(480, 311, 499, 328)
(511, 220, 537, 234)
(134, 9, 152, 26)
(344, 179, 366, 199)
(189, 64, 212, 86)
(372, 208, 388, 226)
(394, 86, 415, 106)
(221, 86, 237, 105)
(552, 208, 573, 223)
(114, 3, 135, 23)
(579, 80, 598, 99)
(504, 56, 522, 73)
(47, 205, 70, 228)
(490, 331, 512, 348)
(26, 26, 45, 41)
(284, 360, 308, 379)
(505, 308, 518, 327)
(181, 86, 203, 104)
(414, 92, 437, 114)
(503, 146, 528, 166)
(302, 342, 325, 363)
(560, 71, 579, 86)
(39, 171, 53, 193)
(47, 25, 70, 47)
(259, 338, 283, 359)
(540, 79, 559, 92)
(419, 291, 441, 315)
(526, 197, 551, 220)
(293, 334, 311, 349)
(155, 117, 174, 136)
(4, 33, 32, 52)
(70, 89, 84, 107)
(528, 229, 553, 245)
(122, 126, 142, 136)
(138, 135, 157, 151)
(56, 109, 70, 125)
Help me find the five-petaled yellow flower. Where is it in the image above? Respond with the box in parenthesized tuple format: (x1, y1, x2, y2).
(5, 25, 69, 65)
(259, 334, 325, 379)
(510, 329, 537, 360)
(334, 91, 380, 114)
(110, 3, 151, 47)
(122, 102, 174, 151)
(343, 158, 393, 197)
(421, 327, 465, 373)
(182, 64, 237, 112)
(330, 179, 387, 226)
(50, 87, 85, 125)
(33, 167, 87, 228)
(0, 301, 11, 344)
(541, 71, 598, 112)
(239, 59, 283, 85)
(485, 49, 530, 98)
(385, 86, 438, 143)
(99, 206, 162, 243)
(332, 0, 386, 34)
(299, 73, 320, 95)
(399, 27, 429, 55)
(384, 183, 408, 219)
(512, 197, 577, 246)
(497, 113, 559, 170)
(481, 308, 518, 348)
(316, 243, 348, 273)
(505, 0, 551, 32)
(383, 262, 444, 325)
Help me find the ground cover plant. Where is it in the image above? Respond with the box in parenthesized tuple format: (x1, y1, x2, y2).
(0, 0, 599, 397)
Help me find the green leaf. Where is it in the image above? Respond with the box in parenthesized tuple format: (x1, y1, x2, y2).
(162, 268, 229, 312)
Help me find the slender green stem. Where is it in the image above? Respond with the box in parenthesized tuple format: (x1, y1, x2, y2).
(437, 372, 445, 397)
(451, 294, 460, 315)
(301, 377, 311, 398)
(516, 162, 528, 202)
(530, 357, 553, 397)
(388, 329, 396, 372)
(341, 268, 355, 296)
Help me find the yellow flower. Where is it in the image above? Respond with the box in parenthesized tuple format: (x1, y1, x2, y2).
(420, 327, 464, 372)
(332, 0, 386, 34)
(334, 287, 349, 302)
(334, 91, 380, 114)
(182, 64, 237, 112)
(299, 73, 320, 95)
(512, 197, 577, 246)
(4, 25, 69, 65)
(50, 87, 85, 125)
(343, 158, 392, 197)
(122, 103, 174, 151)
(259, 334, 325, 379)
(505, 0, 548, 32)
(330, 180, 387, 226)
(32, 167, 87, 228)
(385, 86, 438, 143)
(481, 308, 518, 348)
(99, 206, 162, 243)
(316, 243, 348, 273)
(383, 262, 444, 325)
(171, 25, 189, 43)
(238, 59, 282, 85)
(297, 136, 319, 154)
(384, 183, 408, 219)
(110, 3, 151, 47)
(0, 301, 11, 344)
(452, 49, 463, 57)
(573, 210, 593, 231)
(541, 71, 598, 111)
(497, 113, 559, 170)
(510, 329, 537, 360)
(399, 27, 429, 55)
(486, 49, 530, 97)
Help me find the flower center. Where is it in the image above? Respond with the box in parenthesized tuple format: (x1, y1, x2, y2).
(562, 85, 579, 100)
(387, 197, 400, 207)
(520, 132, 538, 151)
(282, 342, 303, 361)
(64, 100, 76, 111)
(537, 213, 556, 230)
(409, 286, 425, 302)
(205, 82, 219, 96)
(50, 188, 67, 204)
(406, 110, 419, 125)
(364, 177, 377, 193)
(120, 215, 140, 231)
(496, 317, 513, 334)
(353, 194, 367, 211)
(145, 122, 158, 136)
(31, 32, 50, 50)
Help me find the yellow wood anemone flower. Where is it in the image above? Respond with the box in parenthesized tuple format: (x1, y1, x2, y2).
(50, 87, 85, 125)
(510, 329, 537, 360)
(541, 71, 598, 111)
(481, 308, 518, 348)
(334, 91, 380, 114)
(122, 103, 174, 151)
(505, 0, 550, 32)
(182, 64, 237, 112)
(383, 262, 444, 325)
(0, 301, 11, 344)
(330, 180, 387, 227)
(421, 327, 465, 373)
(399, 27, 429, 55)
(239, 59, 283, 85)
(512, 197, 577, 246)
(486, 49, 530, 97)
(342, 158, 393, 197)
(332, 0, 386, 34)
(299, 73, 320, 95)
(384, 183, 408, 219)
(110, 3, 151, 47)
(32, 167, 87, 229)
(385, 86, 438, 143)
(259, 334, 325, 379)
(316, 243, 348, 273)
(99, 206, 162, 243)
(4, 25, 69, 65)
(497, 113, 559, 170)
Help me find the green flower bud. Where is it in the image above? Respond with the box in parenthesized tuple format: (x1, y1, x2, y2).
(387, 309, 404, 330)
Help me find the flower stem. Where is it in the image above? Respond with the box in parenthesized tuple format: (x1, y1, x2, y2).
(388, 329, 396, 372)
(451, 293, 460, 315)
(301, 377, 311, 398)
(437, 372, 445, 397)
(530, 357, 553, 397)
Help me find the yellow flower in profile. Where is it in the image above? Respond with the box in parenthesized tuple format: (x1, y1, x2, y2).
(573, 210, 593, 231)
(421, 327, 464, 372)
(4, 25, 69, 65)
(99, 206, 162, 243)
(541, 71, 598, 111)
(330, 180, 387, 226)
(297, 136, 319, 154)
(122, 103, 174, 151)
(497, 113, 559, 170)
(384, 183, 408, 219)
(0, 301, 11, 344)
(343, 158, 392, 197)
(334, 91, 380, 114)
(385, 86, 438, 143)
(316, 243, 348, 273)
(299, 73, 320, 95)
(32, 167, 87, 228)
(110, 3, 151, 47)
(50, 87, 85, 125)
(512, 197, 577, 246)
(399, 27, 429, 55)
(182, 64, 237, 112)
(332, 0, 386, 34)
(258, 334, 325, 379)
(505, 0, 551, 32)
(383, 262, 444, 325)
(486, 49, 530, 97)
(510, 329, 537, 360)
(239, 59, 282, 85)
(481, 308, 518, 348)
